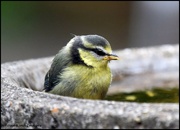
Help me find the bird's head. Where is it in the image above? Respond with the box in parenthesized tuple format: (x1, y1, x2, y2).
(66, 35, 119, 68)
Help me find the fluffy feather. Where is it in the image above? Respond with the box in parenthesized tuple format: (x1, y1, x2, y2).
(44, 35, 118, 99)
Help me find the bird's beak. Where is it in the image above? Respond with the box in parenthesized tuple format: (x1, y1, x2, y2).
(103, 54, 119, 61)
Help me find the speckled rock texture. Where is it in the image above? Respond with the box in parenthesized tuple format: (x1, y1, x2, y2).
(1, 44, 179, 129)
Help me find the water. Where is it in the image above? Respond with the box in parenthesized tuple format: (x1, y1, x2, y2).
(105, 87, 179, 103)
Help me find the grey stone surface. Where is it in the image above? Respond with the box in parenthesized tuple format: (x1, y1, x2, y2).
(109, 44, 179, 94)
(1, 44, 179, 129)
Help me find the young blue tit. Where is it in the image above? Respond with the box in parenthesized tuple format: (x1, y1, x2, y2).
(44, 35, 119, 99)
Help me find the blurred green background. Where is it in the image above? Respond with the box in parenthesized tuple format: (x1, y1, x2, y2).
(1, 1, 179, 63)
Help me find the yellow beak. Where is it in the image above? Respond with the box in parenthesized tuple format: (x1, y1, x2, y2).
(103, 54, 119, 61)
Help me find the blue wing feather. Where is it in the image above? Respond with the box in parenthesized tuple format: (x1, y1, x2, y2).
(44, 47, 71, 92)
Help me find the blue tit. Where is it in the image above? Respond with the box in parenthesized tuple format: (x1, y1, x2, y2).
(44, 35, 119, 99)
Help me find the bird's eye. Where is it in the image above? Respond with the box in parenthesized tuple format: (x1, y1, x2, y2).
(93, 48, 106, 56)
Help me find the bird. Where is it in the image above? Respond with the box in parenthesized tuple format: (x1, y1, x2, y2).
(44, 35, 119, 99)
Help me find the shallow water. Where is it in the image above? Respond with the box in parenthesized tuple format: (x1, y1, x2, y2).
(105, 87, 179, 103)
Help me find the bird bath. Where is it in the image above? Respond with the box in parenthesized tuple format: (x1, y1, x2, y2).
(1, 44, 179, 129)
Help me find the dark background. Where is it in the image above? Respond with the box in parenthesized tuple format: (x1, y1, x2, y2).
(1, 1, 179, 63)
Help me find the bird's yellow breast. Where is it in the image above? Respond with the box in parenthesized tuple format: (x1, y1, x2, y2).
(57, 64, 112, 99)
